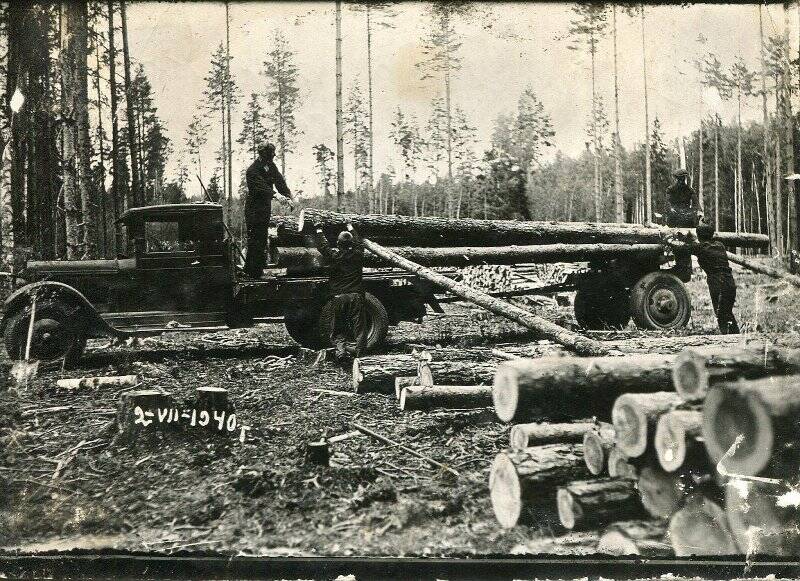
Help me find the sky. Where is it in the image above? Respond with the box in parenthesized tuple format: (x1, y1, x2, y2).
(125, 1, 798, 200)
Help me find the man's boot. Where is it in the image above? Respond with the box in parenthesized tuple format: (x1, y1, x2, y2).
(334, 338, 347, 361)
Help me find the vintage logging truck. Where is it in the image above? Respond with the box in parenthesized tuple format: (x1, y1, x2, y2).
(1, 203, 768, 366)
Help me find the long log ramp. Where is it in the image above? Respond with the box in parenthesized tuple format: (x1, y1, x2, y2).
(361, 238, 609, 356)
(726, 251, 800, 288)
(493, 354, 676, 423)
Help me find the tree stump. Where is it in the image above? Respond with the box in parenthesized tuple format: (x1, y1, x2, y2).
(116, 390, 174, 437)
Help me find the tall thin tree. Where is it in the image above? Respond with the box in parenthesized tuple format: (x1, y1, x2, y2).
(120, 0, 140, 207)
(335, 0, 344, 209)
(108, 0, 122, 251)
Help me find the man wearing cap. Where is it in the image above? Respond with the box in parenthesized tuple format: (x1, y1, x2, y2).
(665, 168, 699, 281)
(243, 143, 293, 279)
(312, 223, 366, 360)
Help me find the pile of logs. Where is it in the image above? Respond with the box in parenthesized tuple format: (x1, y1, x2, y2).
(489, 342, 800, 557)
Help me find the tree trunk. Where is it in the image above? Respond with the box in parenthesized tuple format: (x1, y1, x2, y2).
(608, 446, 637, 479)
(582, 422, 616, 476)
(702, 374, 800, 476)
(75, 0, 95, 259)
(120, 1, 140, 208)
(668, 495, 738, 556)
(760, 5, 776, 253)
(365, 6, 374, 211)
(641, 8, 651, 225)
(334, 0, 344, 210)
(225, 1, 233, 219)
(363, 240, 609, 356)
(93, 36, 108, 258)
(612, 5, 624, 223)
(556, 478, 644, 531)
(725, 479, 799, 555)
(489, 444, 588, 529)
(108, 0, 121, 253)
(612, 391, 681, 458)
(597, 519, 671, 557)
(416, 361, 496, 389)
(726, 251, 800, 287)
(776, 82, 784, 254)
(654, 410, 704, 472)
(672, 344, 800, 402)
(784, 3, 797, 251)
(510, 421, 597, 450)
(298, 208, 768, 249)
(493, 355, 676, 424)
(399, 385, 492, 411)
(61, 1, 82, 260)
(714, 118, 720, 231)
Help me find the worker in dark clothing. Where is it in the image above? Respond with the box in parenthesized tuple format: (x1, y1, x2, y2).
(313, 223, 367, 359)
(244, 143, 293, 278)
(665, 168, 700, 281)
(670, 221, 739, 334)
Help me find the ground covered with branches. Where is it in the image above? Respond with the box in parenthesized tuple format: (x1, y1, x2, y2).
(1, 265, 799, 556)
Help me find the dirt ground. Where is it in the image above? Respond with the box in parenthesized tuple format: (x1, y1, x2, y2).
(1, 263, 798, 557)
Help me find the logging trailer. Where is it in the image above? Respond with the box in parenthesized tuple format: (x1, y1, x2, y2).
(1, 203, 769, 366)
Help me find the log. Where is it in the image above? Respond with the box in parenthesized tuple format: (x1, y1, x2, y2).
(489, 444, 589, 529)
(582, 422, 616, 476)
(416, 361, 497, 388)
(672, 345, 800, 402)
(56, 374, 139, 390)
(399, 385, 492, 411)
(611, 392, 682, 458)
(596, 520, 671, 557)
(637, 465, 686, 518)
(394, 376, 419, 400)
(702, 375, 800, 476)
(298, 208, 769, 249)
(361, 238, 609, 356)
(276, 243, 667, 269)
(352, 354, 426, 394)
(726, 251, 800, 288)
(668, 495, 738, 556)
(509, 421, 596, 449)
(607, 447, 638, 480)
(493, 355, 676, 424)
(725, 479, 799, 555)
(556, 478, 644, 531)
(654, 410, 705, 472)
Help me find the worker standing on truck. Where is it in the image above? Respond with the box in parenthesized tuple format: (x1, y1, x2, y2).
(665, 168, 699, 281)
(669, 221, 739, 334)
(313, 222, 367, 360)
(243, 143, 293, 279)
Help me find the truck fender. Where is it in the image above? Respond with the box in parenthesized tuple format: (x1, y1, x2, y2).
(1, 281, 122, 338)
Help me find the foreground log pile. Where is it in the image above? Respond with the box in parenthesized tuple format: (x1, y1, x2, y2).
(486, 342, 800, 557)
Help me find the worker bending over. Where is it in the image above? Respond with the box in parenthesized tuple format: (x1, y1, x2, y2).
(665, 168, 700, 282)
(313, 223, 367, 359)
(670, 221, 739, 334)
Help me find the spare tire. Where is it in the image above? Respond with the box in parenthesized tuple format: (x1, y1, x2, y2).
(630, 271, 691, 330)
(318, 292, 389, 353)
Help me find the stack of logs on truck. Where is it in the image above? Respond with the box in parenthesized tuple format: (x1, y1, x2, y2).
(271, 209, 770, 337)
(349, 340, 800, 556)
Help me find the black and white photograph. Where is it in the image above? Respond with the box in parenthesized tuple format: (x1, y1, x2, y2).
(1, 0, 800, 576)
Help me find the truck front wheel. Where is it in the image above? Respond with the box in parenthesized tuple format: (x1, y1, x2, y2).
(630, 271, 691, 330)
(3, 299, 86, 367)
(318, 292, 389, 353)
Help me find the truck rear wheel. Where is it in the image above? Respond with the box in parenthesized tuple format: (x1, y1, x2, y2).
(574, 285, 631, 330)
(630, 271, 691, 330)
(3, 299, 86, 367)
(318, 292, 389, 353)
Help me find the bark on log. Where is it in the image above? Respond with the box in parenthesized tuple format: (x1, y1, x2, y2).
(509, 421, 597, 449)
(582, 423, 616, 476)
(556, 478, 645, 530)
(702, 375, 800, 476)
(726, 252, 800, 288)
(298, 208, 769, 249)
(399, 385, 493, 411)
(612, 392, 682, 458)
(725, 480, 800, 555)
(668, 495, 738, 556)
(597, 520, 671, 557)
(416, 361, 497, 388)
(395, 376, 419, 400)
(489, 444, 589, 529)
(352, 354, 426, 394)
(672, 345, 800, 402)
(362, 239, 609, 356)
(276, 243, 666, 269)
(57, 374, 138, 390)
(494, 355, 676, 424)
(637, 464, 686, 518)
(654, 410, 705, 472)
(608, 447, 638, 479)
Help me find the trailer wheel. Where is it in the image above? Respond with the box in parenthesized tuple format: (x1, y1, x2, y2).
(574, 285, 631, 330)
(630, 271, 691, 330)
(283, 302, 324, 349)
(318, 292, 389, 353)
(3, 299, 86, 367)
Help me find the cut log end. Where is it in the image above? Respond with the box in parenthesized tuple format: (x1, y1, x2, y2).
(597, 520, 670, 557)
(597, 530, 640, 556)
(352, 359, 363, 392)
(672, 350, 710, 402)
(417, 363, 434, 387)
(725, 479, 797, 555)
(668, 495, 738, 556)
(489, 453, 522, 529)
(607, 447, 637, 480)
(702, 385, 773, 476)
(638, 465, 685, 519)
(493, 363, 520, 423)
(654, 414, 687, 472)
(394, 376, 418, 401)
(582, 429, 612, 476)
(556, 487, 581, 530)
(612, 396, 648, 458)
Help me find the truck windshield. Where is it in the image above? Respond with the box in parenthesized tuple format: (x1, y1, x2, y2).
(144, 219, 196, 253)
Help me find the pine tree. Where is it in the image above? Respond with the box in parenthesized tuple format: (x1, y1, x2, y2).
(390, 107, 424, 215)
(262, 30, 301, 175)
(343, 79, 370, 200)
(313, 143, 335, 197)
(513, 86, 555, 172)
(237, 93, 268, 159)
(185, 114, 209, 183)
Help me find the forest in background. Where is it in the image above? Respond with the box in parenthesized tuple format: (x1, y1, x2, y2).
(2, 1, 800, 287)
